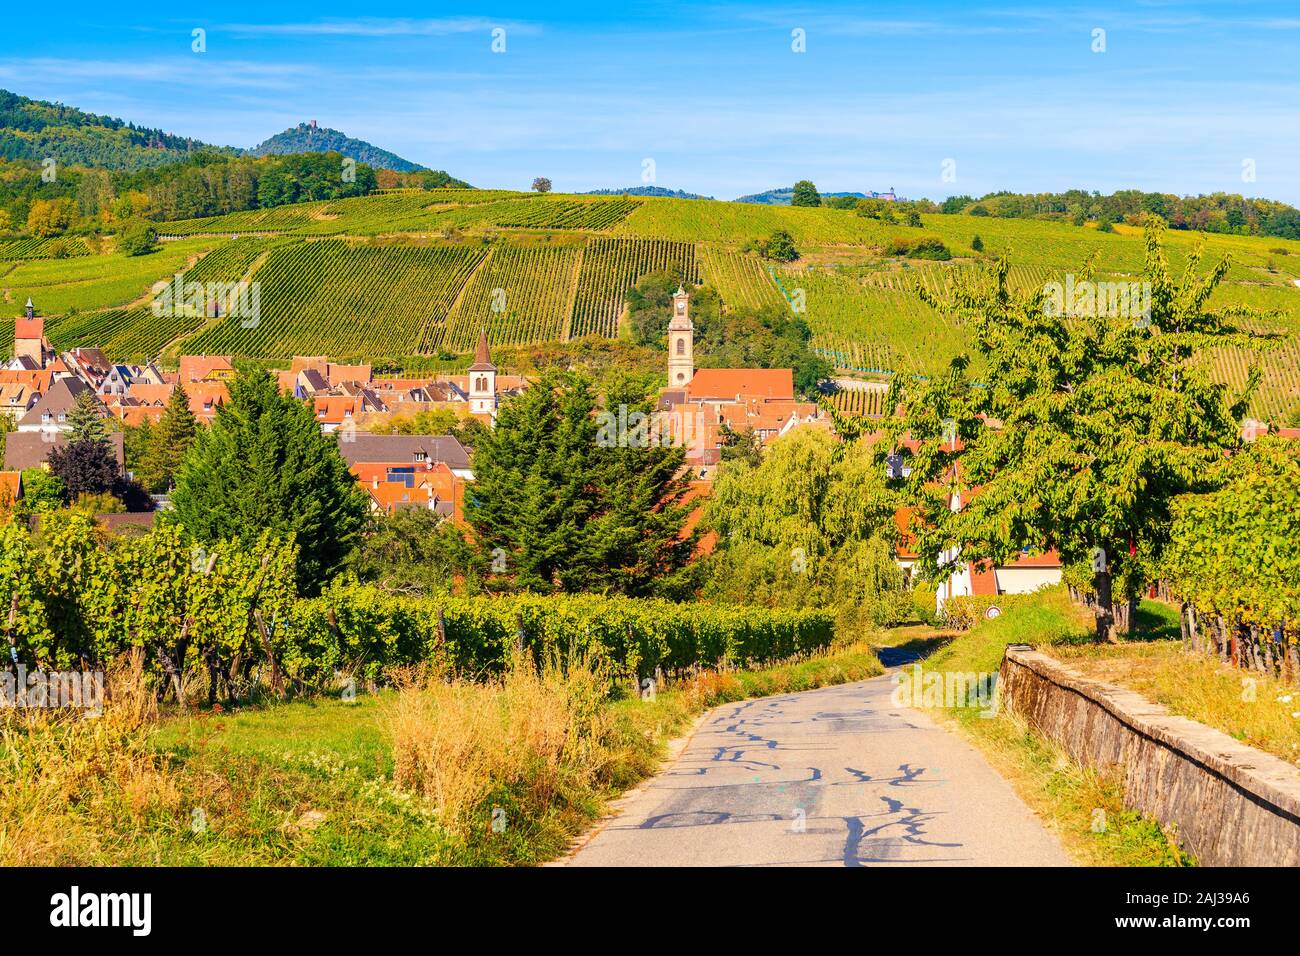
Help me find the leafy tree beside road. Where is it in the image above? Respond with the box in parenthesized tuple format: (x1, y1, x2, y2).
(886, 218, 1266, 641)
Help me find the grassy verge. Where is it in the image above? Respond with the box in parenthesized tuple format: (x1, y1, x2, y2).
(899, 587, 1193, 866)
(0, 643, 881, 866)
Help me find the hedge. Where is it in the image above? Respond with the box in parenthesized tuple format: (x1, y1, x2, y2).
(289, 578, 837, 683)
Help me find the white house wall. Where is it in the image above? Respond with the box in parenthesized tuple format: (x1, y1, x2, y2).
(993, 567, 1062, 594)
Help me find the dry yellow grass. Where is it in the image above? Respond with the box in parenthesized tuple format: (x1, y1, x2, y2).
(0, 655, 173, 865)
(1048, 641, 1300, 767)
(385, 654, 613, 837)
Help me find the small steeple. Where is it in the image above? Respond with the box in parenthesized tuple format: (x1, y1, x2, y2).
(468, 327, 498, 418)
(469, 327, 495, 372)
(25, 298, 34, 320)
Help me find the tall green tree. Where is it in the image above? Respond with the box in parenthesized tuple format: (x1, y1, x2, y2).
(171, 367, 368, 593)
(467, 370, 695, 596)
(885, 218, 1269, 640)
(702, 427, 905, 624)
(65, 389, 108, 444)
(791, 180, 821, 207)
(138, 384, 197, 493)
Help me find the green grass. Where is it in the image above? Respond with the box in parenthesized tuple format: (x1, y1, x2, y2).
(911, 587, 1194, 866)
(1048, 616, 1300, 767)
(1, 238, 217, 315)
(2, 641, 882, 866)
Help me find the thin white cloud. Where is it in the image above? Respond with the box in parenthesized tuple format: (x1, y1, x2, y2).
(216, 17, 539, 38)
(0, 57, 314, 90)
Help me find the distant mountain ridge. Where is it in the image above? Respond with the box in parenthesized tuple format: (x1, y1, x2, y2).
(584, 185, 714, 200)
(250, 122, 426, 173)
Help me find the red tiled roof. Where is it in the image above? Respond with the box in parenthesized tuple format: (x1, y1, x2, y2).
(0, 471, 20, 502)
(179, 355, 233, 383)
(969, 561, 1000, 596)
(14, 318, 43, 340)
(686, 368, 794, 402)
(893, 507, 918, 559)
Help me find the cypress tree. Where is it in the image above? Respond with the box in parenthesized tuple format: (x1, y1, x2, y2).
(467, 370, 694, 596)
(171, 367, 369, 593)
(140, 383, 197, 492)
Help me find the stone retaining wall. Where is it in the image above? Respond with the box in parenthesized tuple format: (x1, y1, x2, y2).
(1000, 645, 1300, 866)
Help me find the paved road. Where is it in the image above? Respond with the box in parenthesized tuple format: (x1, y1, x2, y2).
(565, 671, 1072, 866)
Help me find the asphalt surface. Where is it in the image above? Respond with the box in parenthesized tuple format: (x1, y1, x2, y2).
(564, 671, 1072, 867)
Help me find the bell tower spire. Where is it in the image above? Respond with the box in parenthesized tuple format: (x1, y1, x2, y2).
(468, 327, 498, 417)
(667, 286, 693, 386)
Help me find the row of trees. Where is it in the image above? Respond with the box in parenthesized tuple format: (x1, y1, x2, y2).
(0, 151, 380, 239)
(938, 189, 1300, 238)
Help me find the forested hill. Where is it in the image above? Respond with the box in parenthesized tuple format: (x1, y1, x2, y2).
(252, 123, 426, 174)
(0, 88, 234, 170)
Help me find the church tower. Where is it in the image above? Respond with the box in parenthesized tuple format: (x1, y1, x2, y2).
(468, 327, 497, 417)
(667, 286, 693, 386)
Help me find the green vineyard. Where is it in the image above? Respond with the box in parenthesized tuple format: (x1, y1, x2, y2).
(180, 240, 487, 358)
(489, 197, 640, 231)
(182, 236, 286, 286)
(0, 236, 93, 260)
(773, 266, 973, 377)
(825, 384, 889, 418)
(571, 237, 698, 338)
(428, 245, 580, 352)
(47, 306, 199, 361)
(4, 188, 1297, 420)
(160, 203, 330, 237)
(698, 246, 785, 311)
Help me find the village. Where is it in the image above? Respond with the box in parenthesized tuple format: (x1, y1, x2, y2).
(0, 288, 1181, 617)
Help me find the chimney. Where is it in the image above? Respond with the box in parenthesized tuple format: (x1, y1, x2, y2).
(372, 476, 379, 489)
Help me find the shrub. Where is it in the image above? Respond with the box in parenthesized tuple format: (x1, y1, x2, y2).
(886, 236, 952, 260)
(941, 593, 1030, 631)
(119, 220, 159, 257)
(291, 579, 837, 684)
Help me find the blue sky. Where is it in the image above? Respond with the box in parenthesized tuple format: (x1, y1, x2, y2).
(5, 2, 1300, 202)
